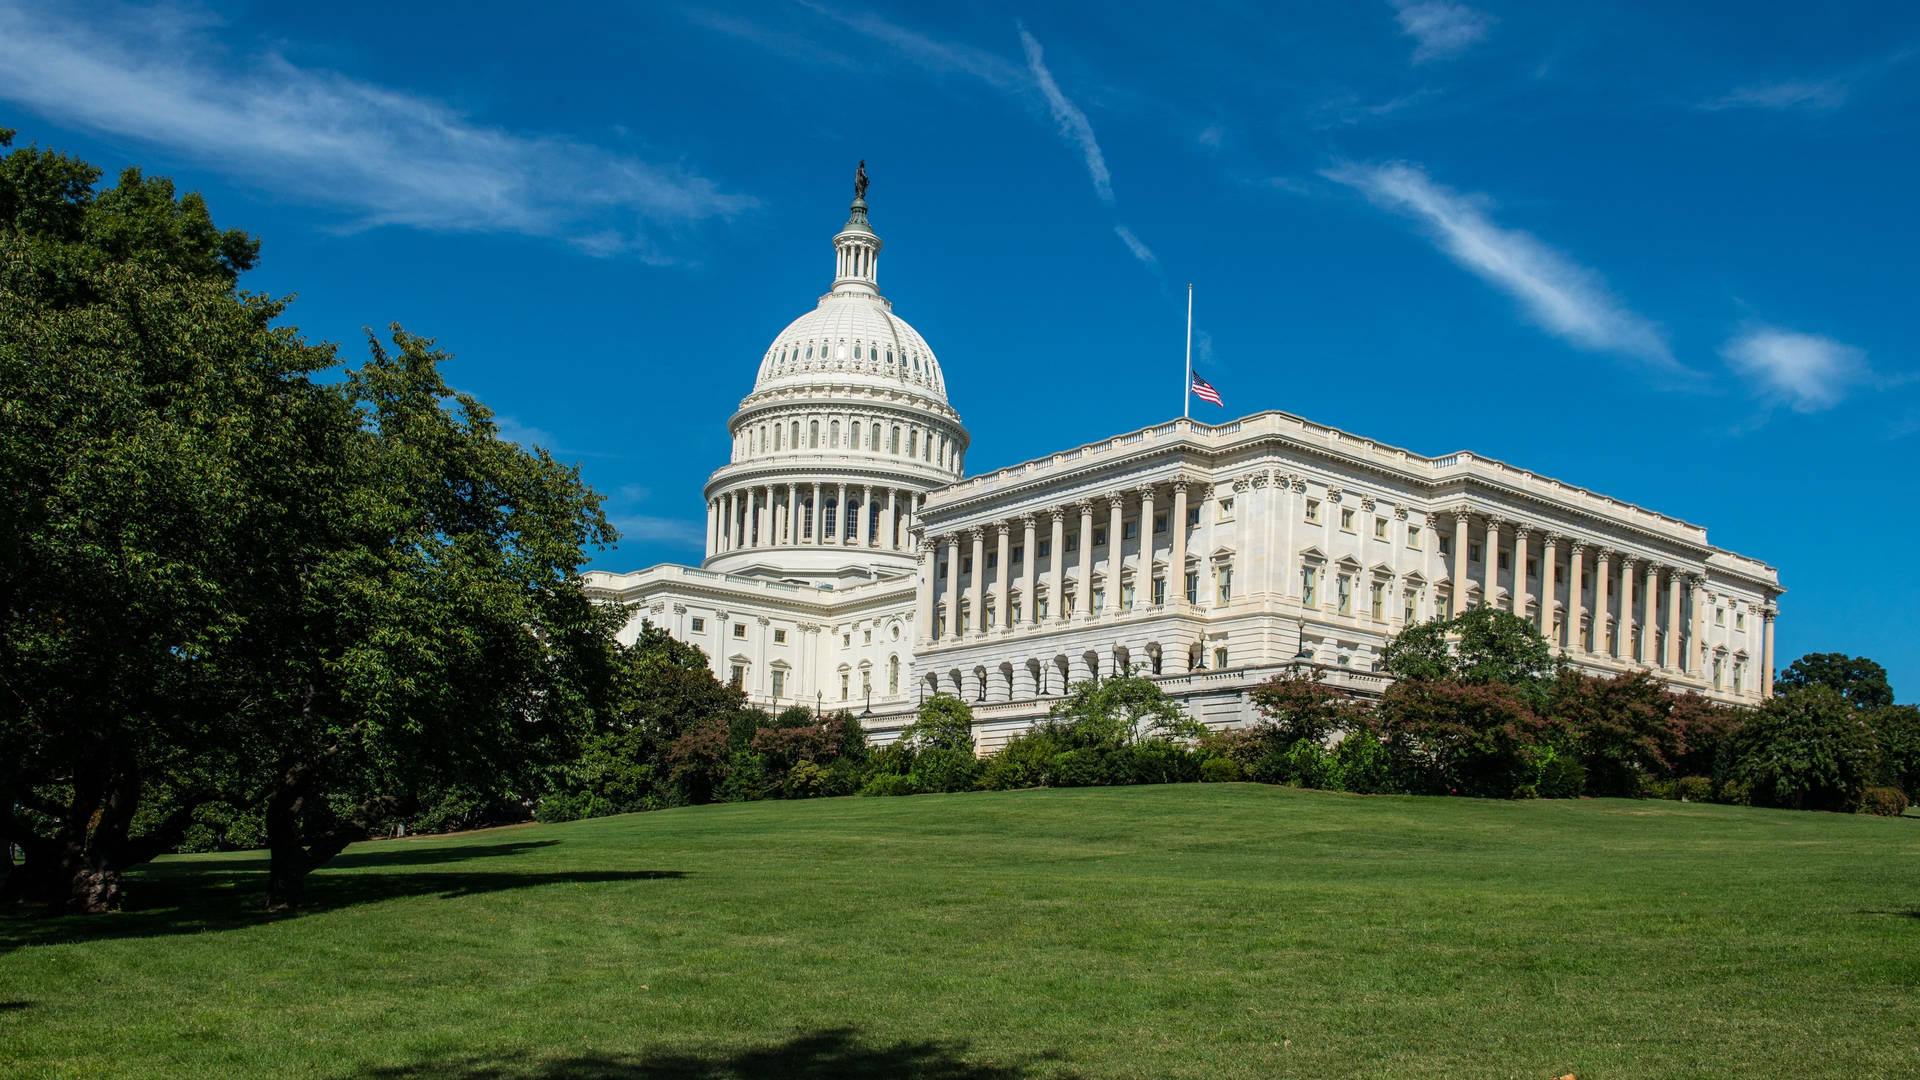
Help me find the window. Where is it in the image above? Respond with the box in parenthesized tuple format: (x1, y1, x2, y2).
(890, 426, 900, 453)
(840, 672, 849, 701)
(958, 610, 970, 633)
(1012, 545, 1023, 565)
(1373, 516, 1389, 540)
(937, 561, 949, 580)
(864, 629, 872, 643)
(985, 551, 997, 571)
(1093, 528, 1107, 547)
(773, 629, 787, 644)
(1092, 588, 1105, 614)
(1214, 647, 1229, 669)
(1064, 593, 1076, 616)
(1218, 497, 1235, 520)
(1735, 611, 1747, 632)
(729, 664, 745, 689)
(1037, 597, 1049, 619)
(1716, 607, 1726, 626)
(1123, 520, 1138, 540)
(985, 604, 996, 629)
(1498, 552, 1510, 571)
(862, 668, 871, 696)
(733, 623, 747, 639)
(771, 670, 786, 698)
(1439, 535, 1451, 557)
(1302, 566, 1318, 606)
(1340, 508, 1356, 532)
(1152, 577, 1166, 605)
(1407, 524, 1423, 549)
(690, 617, 705, 633)
(1305, 499, 1321, 523)
(1011, 602, 1022, 624)
(1713, 656, 1724, 689)
(1121, 583, 1135, 610)
(962, 555, 972, 574)
(1038, 539, 1052, 558)
(1154, 513, 1167, 534)
(1469, 543, 1482, 563)
(1404, 592, 1416, 624)
(1186, 506, 1201, 526)
(1216, 566, 1233, 603)
(1733, 662, 1744, 693)
(1065, 534, 1079, 553)
(1370, 582, 1385, 620)
(843, 633, 851, 647)
(888, 656, 900, 694)
(1526, 558, 1537, 579)
(1185, 571, 1199, 604)
(935, 613, 946, 636)
(1337, 574, 1353, 615)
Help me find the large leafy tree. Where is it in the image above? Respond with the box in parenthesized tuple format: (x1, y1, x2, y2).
(1382, 606, 1559, 703)
(1248, 669, 1369, 746)
(1725, 686, 1880, 811)
(1774, 653, 1895, 710)
(1040, 673, 1203, 751)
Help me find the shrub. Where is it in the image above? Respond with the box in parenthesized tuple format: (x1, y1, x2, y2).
(1858, 787, 1910, 817)
(909, 748, 979, 794)
(1115, 741, 1200, 785)
(1200, 757, 1243, 783)
(1379, 679, 1561, 798)
(1050, 749, 1107, 788)
(1248, 745, 1296, 786)
(534, 790, 593, 823)
(1332, 733, 1393, 794)
(1249, 671, 1369, 746)
(1286, 740, 1343, 791)
(860, 772, 916, 797)
(978, 730, 1063, 790)
(821, 757, 865, 797)
(905, 694, 976, 754)
(782, 760, 824, 799)
(1726, 686, 1880, 811)
(715, 749, 769, 802)
(1676, 776, 1713, 802)
(1641, 778, 1678, 801)
(1715, 779, 1752, 806)
(1535, 749, 1587, 799)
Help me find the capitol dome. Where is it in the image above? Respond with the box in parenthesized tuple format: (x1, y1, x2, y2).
(702, 171, 969, 587)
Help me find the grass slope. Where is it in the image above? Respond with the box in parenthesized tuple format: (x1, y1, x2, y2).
(3, 786, 1916, 1080)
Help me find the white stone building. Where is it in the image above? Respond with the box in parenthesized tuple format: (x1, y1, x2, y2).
(586, 183, 1784, 750)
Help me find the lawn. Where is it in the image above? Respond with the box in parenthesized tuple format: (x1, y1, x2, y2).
(3, 785, 1916, 1080)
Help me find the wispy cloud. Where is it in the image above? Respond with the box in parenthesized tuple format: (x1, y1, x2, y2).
(1196, 123, 1225, 150)
(1390, 1, 1494, 64)
(1701, 78, 1850, 112)
(793, 1, 1025, 89)
(1720, 326, 1868, 412)
(1114, 224, 1156, 266)
(1018, 25, 1114, 204)
(1324, 161, 1677, 370)
(0, 3, 754, 259)
(610, 514, 705, 548)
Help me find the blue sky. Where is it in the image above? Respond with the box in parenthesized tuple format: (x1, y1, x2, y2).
(3, 1, 1916, 696)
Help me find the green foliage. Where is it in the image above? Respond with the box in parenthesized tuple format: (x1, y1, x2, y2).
(1049, 750, 1106, 788)
(1676, 776, 1714, 802)
(978, 729, 1065, 791)
(1249, 671, 1368, 746)
(1379, 679, 1561, 798)
(1533, 747, 1587, 799)
(1775, 653, 1895, 710)
(1865, 705, 1920, 796)
(782, 761, 825, 800)
(1284, 740, 1342, 791)
(1857, 787, 1909, 818)
(1548, 671, 1681, 797)
(904, 694, 976, 754)
(908, 748, 979, 794)
(1331, 733, 1394, 794)
(859, 772, 916, 798)
(1200, 757, 1243, 783)
(1042, 673, 1204, 750)
(1726, 687, 1881, 812)
(1383, 607, 1559, 695)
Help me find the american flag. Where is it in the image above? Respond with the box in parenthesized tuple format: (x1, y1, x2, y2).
(1190, 370, 1223, 406)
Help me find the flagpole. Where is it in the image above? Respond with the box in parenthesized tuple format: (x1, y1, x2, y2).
(1183, 283, 1193, 419)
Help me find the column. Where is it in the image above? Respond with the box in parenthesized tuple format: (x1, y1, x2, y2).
(1539, 535, 1559, 644)
(1171, 481, 1189, 610)
(1138, 485, 1157, 608)
(1019, 515, 1038, 627)
(1642, 561, 1659, 667)
(1665, 567, 1683, 671)
(1451, 511, 1471, 614)
(1512, 526, 1531, 617)
(1594, 550, 1613, 657)
(992, 523, 1010, 632)
(915, 540, 935, 644)
(1048, 508, 1067, 625)
(759, 485, 772, 547)
(1762, 608, 1776, 697)
(1107, 494, 1125, 614)
(720, 492, 733, 552)
(887, 488, 899, 550)
(836, 483, 847, 544)
(1687, 574, 1707, 675)
(1482, 518, 1500, 609)
(811, 482, 822, 545)
(1076, 500, 1095, 620)
(941, 535, 959, 641)
(706, 499, 718, 556)
(1619, 558, 1638, 665)
(1567, 542, 1587, 655)
(967, 529, 985, 637)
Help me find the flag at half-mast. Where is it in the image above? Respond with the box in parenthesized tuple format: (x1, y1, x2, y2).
(1190, 370, 1223, 406)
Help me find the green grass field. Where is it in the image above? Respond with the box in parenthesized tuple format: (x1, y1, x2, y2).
(3, 786, 1916, 1080)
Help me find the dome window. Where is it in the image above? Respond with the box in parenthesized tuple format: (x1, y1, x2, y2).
(886, 349, 894, 364)
(836, 344, 848, 361)
(854, 344, 862, 359)
(805, 345, 813, 360)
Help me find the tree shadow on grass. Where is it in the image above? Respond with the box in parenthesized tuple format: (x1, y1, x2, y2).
(1, 844, 684, 954)
(0, 1000, 31, 1012)
(325, 839, 562, 871)
(356, 1027, 1078, 1079)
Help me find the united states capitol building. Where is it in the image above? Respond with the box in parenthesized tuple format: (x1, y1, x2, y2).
(585, 180, 1783, 749)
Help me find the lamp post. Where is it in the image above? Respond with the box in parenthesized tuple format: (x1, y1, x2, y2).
(863, 684, 872, 717)
(815, 690, 822, 721)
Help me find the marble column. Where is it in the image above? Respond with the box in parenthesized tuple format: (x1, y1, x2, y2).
(1019, 515, 1037, 627)
(915, 541, 935, 644)
(1688, 575, 1709, 675)
(1107, 495, 1125, 614)
(1171, 481, 1190, 609)
(967, 529, 985, 637)
(1076, 500, 1096, 620)
(1452, 511, 1471, 615)
(941, 535, 959, 641)
(887, 488, 899, 550)
(1513, 526, 1531, 617)
(720, 492, 733, 552)
(1483, 518, 1501, 609)
(1762, 608, 1776, 697)
(1539, 535, 1559, 645)
(1594, 551, 1613, 657)
(993, 523, 1010, 632)
(706, 499, 718, 556)
(1048, 507, 1067, 624)
(1643, 561, 1660, 667)
(1138, 486, 1157, 608)
(1567, 542, 1587, 654)
(811, 482, 822, 545)
(1663, 568, 1682, 671)
(1619, 558, 1638, 665)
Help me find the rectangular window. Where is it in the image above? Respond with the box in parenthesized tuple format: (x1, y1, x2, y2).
(771, 670, 786, 698)
(1526, 558, 1537, 579)
(1153, 513, 1167, 534)
(1716, 607, 1726, 626)
(1216, 566, 1233, 603)
(1012, 545, 1023, 565)
(1214, 647, 1229, 669)
(1302, 567, 1318, 607)
(1713, 657, 1724, 689)
(1187, 507, 1201, 526)
(690, 617, 706, 633)
(773, 629, 787, 644)
(1185, 571, 1199, 604)
(1736, 612, 1746, 631)
(1404, 593, 1416, 623)
(733, 623, 747, 639)
(1439, 535, 1451, 557)
(1470, 543, 1482, 563)
(1407, 524, 1422, 549)
(1152, 577, 1166, 605)
(1498, 552, 1510, 571)
(864, 629, 872, 643)
(938, 561, 948, 579)
(1337, 574, 1353, 615)
(1092, 588, 1105, 614)
(1121, 582, 1136, 610)
(1340, 508, 1355, 532)
(1011, 602, 1022, 624)
(1370, 582, 1385, 619)
(1373, 516, 1389, 540)
(1037, 598, 1049, 619)
(840, 673, 849, 701)
(1093, 527, 1107, 547)
(986, 551, 997, 571)
(1218, 497, 1235, 520)
(1039, 540, 1051, 558)
(1123, 520, 1138, 540)
(1305, 499, 1320, 523)
(729, 664, 745, 689)
(958, 610, 970, 633)
(985, 605, 996, 629)
(1733, 662, 1744, 692)
(962, 556, 972, 574)
(1065, 534, 1079, 553)
(862, 669, 871, 695)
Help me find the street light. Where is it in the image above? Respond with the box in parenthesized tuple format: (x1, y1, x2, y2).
(863, 684, 872, 717)
(815, 690, 822, 721)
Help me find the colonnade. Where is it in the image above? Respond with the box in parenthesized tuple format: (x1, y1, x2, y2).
(709, 483, 922, 555)
(920, 637, 1220, 704)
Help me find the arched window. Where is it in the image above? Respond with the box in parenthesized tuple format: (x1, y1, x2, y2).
(830, 420, 840, 447)
(809, 421, 819, 449)
(790, 421, 799, 449)
(805, 344, 813, 360)
(869, 425, 880, 451)
(773, 426, 781, 451)
(886, 349, 894, 365)
(851, 422, 861, 450)
(854, 343, 862, 360)
(890, 426, 901, 454)
(908, 429, 918, 457)
(888, 655, 900, 695)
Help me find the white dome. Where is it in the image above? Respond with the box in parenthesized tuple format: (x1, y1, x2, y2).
(753, 294, 947, 402)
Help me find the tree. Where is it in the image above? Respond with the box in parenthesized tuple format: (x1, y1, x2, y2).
(1041, 672, 1204, 750)
(1866, 705, 1920, 797)
(1379, 679, 1562, 798)
(1774, 653, 1895, 710)
(1724, 687, 1880, 812)
(905, 694, 976, 754)
(1248, 669, 1369, 746)
(1548, 672, 1680, 796)
(1382, 607, 1558, 703)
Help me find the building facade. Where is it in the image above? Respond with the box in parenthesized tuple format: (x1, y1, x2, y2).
(587, 184, 1784, 751)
